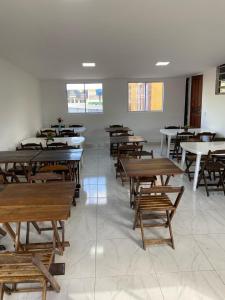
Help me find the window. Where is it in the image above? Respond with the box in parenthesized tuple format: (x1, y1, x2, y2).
(216, 64, 225, 94)
(128, 82, 164, 112)
(66, 83, 103, 113)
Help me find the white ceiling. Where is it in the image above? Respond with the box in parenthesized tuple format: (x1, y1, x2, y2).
(0, 0, 225, 79)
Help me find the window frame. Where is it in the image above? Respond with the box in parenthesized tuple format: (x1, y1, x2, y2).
(66, 82, 104, 114)
(127, 81, 164, 112)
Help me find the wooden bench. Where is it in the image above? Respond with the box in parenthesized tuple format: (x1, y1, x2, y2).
(0, 250, 64, 300)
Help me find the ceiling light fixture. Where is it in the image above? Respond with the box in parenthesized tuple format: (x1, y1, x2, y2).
(155, 61, 170, 66)
(82, 62, 96, 67)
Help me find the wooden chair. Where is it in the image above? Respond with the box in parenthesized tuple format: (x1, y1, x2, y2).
(40, 129, 57, 137)
(26, 166, 68, 245)
(0, 250, 63, 300)
(46, 142, 68, 150)
(197, 150, 225, 196)
(172, 131, 195, 161)
(60, 129, 78, 137)
(133, 186, 184, 250)
(0, 167, 20, 183)
(116, 145, 156, 195)
(110, 132, 134, 156)
(185, 132, 216, 181)
(18, 143, 43, 150)
(115, 144, 142, 183)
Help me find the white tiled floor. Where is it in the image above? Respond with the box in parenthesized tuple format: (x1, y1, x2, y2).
(2, 144, 225, 299)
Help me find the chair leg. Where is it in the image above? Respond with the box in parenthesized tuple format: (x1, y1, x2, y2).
(166, 210, 175, 249)
(133, 210, 138, 230)
(0, 284, 4, 300)
(185, 160, 193, 181)
(203, 172, 210, 197)
(139, 212, 146, 250)
(31, 222, 41, 234)
(42, 280, 47, 300)
(219, 170, 225, 195)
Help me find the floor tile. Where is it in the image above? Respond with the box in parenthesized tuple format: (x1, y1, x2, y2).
(95, 275, 163, 300)
(96, 238, 154, 277)
(158, 271, 225, 300)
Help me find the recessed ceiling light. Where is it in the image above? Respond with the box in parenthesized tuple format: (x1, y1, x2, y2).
(82, 62, 96, 67)
(155, 61, 170, 66)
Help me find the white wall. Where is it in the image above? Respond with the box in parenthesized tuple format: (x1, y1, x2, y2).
(40, 77, 186, 144)
(0, 57, 42, 150)
(201, 67, 225, 136)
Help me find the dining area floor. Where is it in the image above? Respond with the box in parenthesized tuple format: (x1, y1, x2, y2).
(2, 144, 225, 300)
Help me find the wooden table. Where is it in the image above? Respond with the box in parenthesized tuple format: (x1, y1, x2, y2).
(32, 149, 83, 185)
(0, 182, 74, 254)
(121, 158, 183, 205)
(110, 135, 146, 145)
(0, 150, 41, 164)
(180, 141, 225, 191)
(21, 136, 85, 148)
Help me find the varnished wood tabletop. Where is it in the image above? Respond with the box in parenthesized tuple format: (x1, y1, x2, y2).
(110, 135, 146, 144)
(31, 149, 83, 162)
(0, 182, 74, 222)
(120, 158, 183, 177)
(0, 150, 41, 163)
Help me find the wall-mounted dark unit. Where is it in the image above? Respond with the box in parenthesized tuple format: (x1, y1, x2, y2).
(216, 64, 225, 94)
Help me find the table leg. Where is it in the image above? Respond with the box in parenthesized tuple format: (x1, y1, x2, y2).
(193, 154, 201, 192)
(160, 134, 164, 156)
(167, 136, 171, 158)
(181, 149, 186, 169)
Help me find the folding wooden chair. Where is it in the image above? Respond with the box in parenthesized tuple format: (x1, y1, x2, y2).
(172, 131, 195, 161)
(26, 167, 70, 246)
(46, 142, 68, 150)
(40, 129, 57, 137)
(60, 129, 78, 137)
(197, 150, 225, 196)
(133, 186, 184, 250)
(185, 132, 216, 181)
(0, 250, 63, 300)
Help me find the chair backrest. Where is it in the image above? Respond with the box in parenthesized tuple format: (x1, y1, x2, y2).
(176, 131, 195, 142)
(138, 186, 184, 219)
(109, 124, 123, 128)
(111, 129, 129, 136)
(117, 144, 143, 160)
(206, 150, 225, 161)
(19, 143, 43, 150)
(46, 142, 68, 150)
(60, 129, 78, 137)
(196, 132, 216, 142)
(118, 132, 134, 137)
(51, 124, 65, 128)
(69, 124, 83, 128)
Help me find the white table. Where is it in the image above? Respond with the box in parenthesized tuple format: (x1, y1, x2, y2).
(180, 141, 225, 191)
(21, 136, 85, 148)
(41, 127, 86, 134)
(160, 128, 207, 158)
